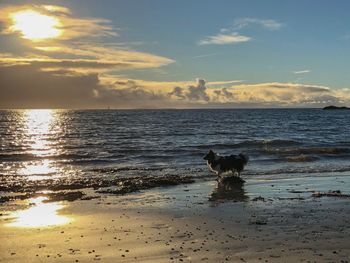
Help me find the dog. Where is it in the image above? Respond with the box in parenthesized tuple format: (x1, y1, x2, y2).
(203, 150, 249, 179)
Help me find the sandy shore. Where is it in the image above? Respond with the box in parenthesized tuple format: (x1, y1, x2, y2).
(1, 176, 350, 262)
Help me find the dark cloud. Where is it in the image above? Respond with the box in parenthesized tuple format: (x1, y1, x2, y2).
(0, 64, 173, 109)
(169, 86, 185, 99)
(187, 79, 210, 101)
(96, 81, 166, 105)
(169, 79, 210, 102)
(0, 64, 99, 108)
(0, 58, 149, 73)
(213, 88, 234, 99)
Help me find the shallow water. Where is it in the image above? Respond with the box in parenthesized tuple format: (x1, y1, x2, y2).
(0, 109, 349, 196)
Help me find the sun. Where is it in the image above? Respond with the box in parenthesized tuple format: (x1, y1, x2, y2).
(10, 10, 62, 41)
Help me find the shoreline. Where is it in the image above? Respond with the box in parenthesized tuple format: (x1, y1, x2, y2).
(2, 169, 350, 204)
(1, 175, 350, 262)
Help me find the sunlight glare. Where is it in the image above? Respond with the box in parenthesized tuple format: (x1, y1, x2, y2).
(25, 109, 56, 157)
(6, 196, 70, 228)
(10, 10, 62, 41)
(19, 160, 57, 178)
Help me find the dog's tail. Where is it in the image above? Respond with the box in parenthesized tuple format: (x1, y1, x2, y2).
(239, 153, 249, 164)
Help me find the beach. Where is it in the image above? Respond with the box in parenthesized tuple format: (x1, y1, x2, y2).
(1, 174, 350, 263)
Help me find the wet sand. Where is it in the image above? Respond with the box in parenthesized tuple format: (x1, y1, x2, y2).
(1, 176, 350, 262)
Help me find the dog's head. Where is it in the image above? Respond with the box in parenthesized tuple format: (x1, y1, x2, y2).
(239, 153, 249, 164)
(203, 149, 215, 161)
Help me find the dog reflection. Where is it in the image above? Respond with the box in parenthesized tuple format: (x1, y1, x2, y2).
(209, 176, 248, 202)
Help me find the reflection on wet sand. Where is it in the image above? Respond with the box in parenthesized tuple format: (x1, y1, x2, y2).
(6, 196, 70, 228)
(209, 177, 248, 202)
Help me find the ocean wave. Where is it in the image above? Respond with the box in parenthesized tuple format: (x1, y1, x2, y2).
(264, 147, 350, 156)
(194, 139, 301, 150)
(0, 153, 96, 162)
(245, 165, 350, 176)
(285, 155, 317, 162)
(244, 139, 302, 147)
(0, 153, 35, 161)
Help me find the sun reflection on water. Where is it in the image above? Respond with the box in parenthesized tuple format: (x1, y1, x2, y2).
(19, 159, 57, 176)
(24, 109, 56, 157)
(17, 109, 61, 178)
(6, 196, 70, 228)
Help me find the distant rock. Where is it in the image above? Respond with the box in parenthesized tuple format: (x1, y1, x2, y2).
(323, 105, 350, 110)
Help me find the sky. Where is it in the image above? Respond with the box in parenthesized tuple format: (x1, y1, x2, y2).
(0, 0, 350, 108)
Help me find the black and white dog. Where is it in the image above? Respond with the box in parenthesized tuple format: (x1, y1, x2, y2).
(204, 150, 249, 179)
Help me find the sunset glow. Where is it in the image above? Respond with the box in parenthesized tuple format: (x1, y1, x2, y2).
(1, 2, 348, 108)
(10, 10, 62, 41)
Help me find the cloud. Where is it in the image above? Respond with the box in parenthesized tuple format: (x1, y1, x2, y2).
(198, 33, 251, 45)
(0, 63, 175, 109)
(98, 77, 242, 93)
(193, 53, 219, 59)
(233, 18, 283, 31)
(1, 62, 349, 109)
(225, 83, 338, 106)
(187, 79, 210, 101)
(168, 81, 349, 107)
(212, 88, 234, 103)
(199, 17, 282, 45)
(0, 4, 174, 74)
(293, 70, 311, 74)
(168, 86, 185, 99)
(0, 56, 173, 78)
(0, 4, 178, 109)
(0, 64, 100, 108)
(208, 80, 243, 86)
(0, 4, 116, 40)
(38, 44, 174, 69)
(170, 79, 209, 102)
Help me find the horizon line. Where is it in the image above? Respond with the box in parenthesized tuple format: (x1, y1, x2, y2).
(0, 106, 340, 111)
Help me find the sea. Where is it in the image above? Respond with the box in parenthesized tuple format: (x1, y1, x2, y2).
(1, 109, 350, 197)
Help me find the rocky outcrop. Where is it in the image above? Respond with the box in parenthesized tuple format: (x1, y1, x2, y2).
(323, 105, 350, 110)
